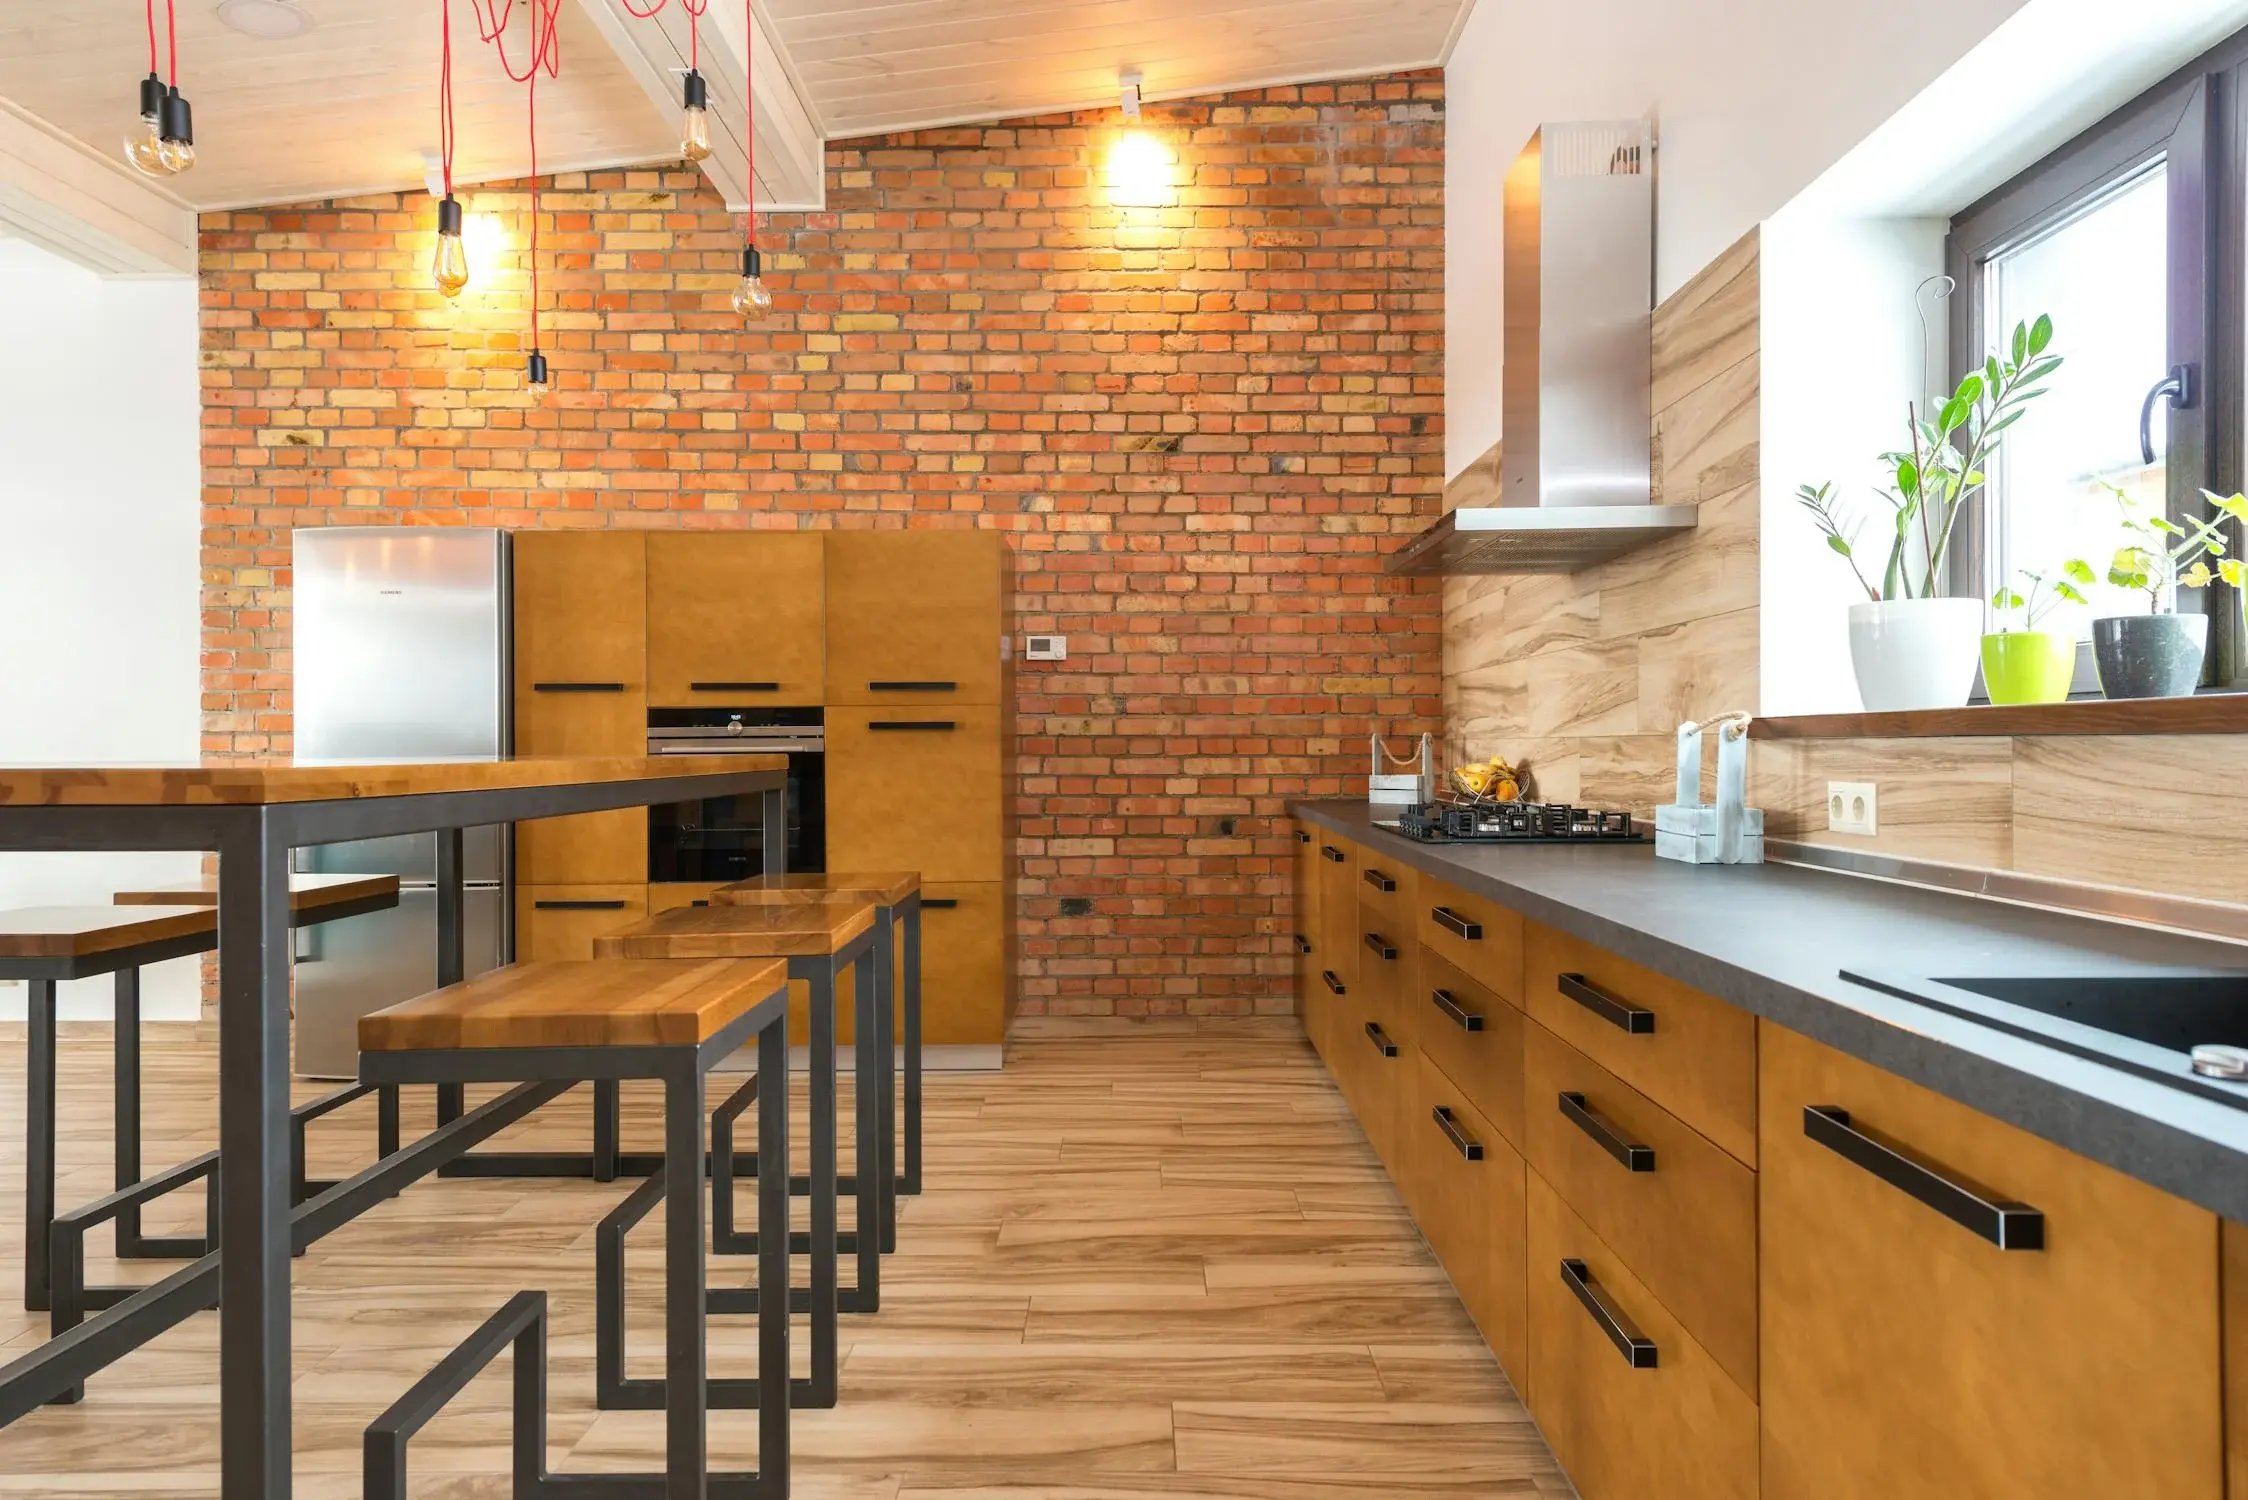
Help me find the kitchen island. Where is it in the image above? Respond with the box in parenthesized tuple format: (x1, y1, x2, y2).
(1291, 798, 2246, 1500)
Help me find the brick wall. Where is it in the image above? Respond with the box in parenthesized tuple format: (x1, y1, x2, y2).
(198, 72, 1446, 1017)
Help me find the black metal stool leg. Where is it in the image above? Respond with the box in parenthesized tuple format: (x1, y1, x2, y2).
(849, 955, 882, 1311)
(755, 1006, 790, 1495)
(806, 956, 840, 1404)
(662, 1063, 709, 1495)
(113, 969, 141, 1256)
(24, 979, 55, 1312)
(903, 899, 923, 1196)
(873, 906, 898, 1254)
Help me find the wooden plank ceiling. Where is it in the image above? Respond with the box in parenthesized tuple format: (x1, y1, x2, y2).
(767, 0, 1467, 137)
(0, 0, 1466, 220)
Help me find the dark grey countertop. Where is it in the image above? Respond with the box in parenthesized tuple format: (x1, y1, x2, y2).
(1291, 800, 2248, 1222)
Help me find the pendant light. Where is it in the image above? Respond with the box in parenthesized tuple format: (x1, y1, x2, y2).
(470, 0, 563, 397)
(680, 70, 713, 161)
(431, 0, 470, 298)
(125, 0, 195, 178)
(730, 0, 771, 321)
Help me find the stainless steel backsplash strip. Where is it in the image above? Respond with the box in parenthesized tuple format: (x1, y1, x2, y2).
(1764, 839, 2248, 948)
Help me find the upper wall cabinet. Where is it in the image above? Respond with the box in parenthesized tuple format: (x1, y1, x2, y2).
(513, 532, 648, 700)
(647, 533, 825, 707)
(824, 532, 1005, 705)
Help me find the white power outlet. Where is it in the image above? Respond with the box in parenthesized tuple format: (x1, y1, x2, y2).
(1826, 781, 1878, 837)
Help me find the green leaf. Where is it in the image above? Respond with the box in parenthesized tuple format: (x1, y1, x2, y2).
(2053, 581, 2088, 605)
(2149, 516, 2185, 537)
(1953, 373, 1985, 407)
(1985, 354, 2003, 389)
(2221, 558, 2248, 586)
(1939, 397, 1969, 432)
(2062, 558, 2097, 584)
(2109, 546, 2155, 590)
(1991, 587, 2025, 609)
(2180, 560, 2216, 588)
(2017, 355, 2063, 385)
(1982, 409, 2026, 438)
(1827, 534, 1854, 557)
(2028, 313, 2053, 355)
(1896, 459, 1919, 496)
(2011, 321, 2029, 365)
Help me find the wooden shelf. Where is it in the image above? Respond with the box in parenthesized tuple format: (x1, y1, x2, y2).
(1750, 693, 2248, 739)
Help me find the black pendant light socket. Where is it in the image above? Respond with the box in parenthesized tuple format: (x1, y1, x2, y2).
(159, 85, 194, 146)
(526, 350, 550, 385)
(436, 195, 464, 237)
(138, 72, 167, 119)
(741, 245, 763, 279)
(683, 69, 708, 110)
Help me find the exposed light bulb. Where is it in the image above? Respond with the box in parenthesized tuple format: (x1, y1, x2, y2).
(156, 85, 196, 177)
(680, 70, 713, 162)
(432, 195, 470, 298)
(123, 74, 168, 177)
(730, 245, 773, 320)
(526, 350, 552, 400)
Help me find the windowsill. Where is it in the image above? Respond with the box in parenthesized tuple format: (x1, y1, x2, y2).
(1749, 691, 2248, 739)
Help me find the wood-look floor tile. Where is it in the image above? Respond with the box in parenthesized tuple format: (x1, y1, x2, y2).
(1172, 1402, 1561, 1483)
(1026, 1287, 1479, 1342)
(839, 1342, 1389, 1404)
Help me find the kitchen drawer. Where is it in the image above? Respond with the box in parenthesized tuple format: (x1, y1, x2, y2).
(1340, 917, 1412, 1176)
(1526, 1171, 1757, 1500)
(1312, 835, 1359, 1023)
(1292, 824, 1326, 1053)
(1350, 843, 1417, 934)
(1406, 1049, 1528, 1385)
(1417, 947, 1525, 1149)
(1760, 1023, 2222, 1500)
(1354, 897, 1417, 1053)
(917, 881, 1006, 1048)
(1416, 875, 1523, 1006)
(1524, 923, 1756, 1165)
(1523, 1021, 1757, 1396)
(825, 531, 1004, 705)
(647, 532, 824, 706)
(517, 884, 648, 962)
(826, 706, 1004, 882)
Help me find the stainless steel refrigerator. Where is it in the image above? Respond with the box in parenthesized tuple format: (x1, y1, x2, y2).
(290, 527, 510, 1078)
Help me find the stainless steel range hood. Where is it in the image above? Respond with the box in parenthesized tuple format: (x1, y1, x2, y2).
(1391, 120, 1694, 576)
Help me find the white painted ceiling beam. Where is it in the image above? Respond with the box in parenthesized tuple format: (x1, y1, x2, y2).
(0, 99, 196, 277)
(572, 0, 825, 212)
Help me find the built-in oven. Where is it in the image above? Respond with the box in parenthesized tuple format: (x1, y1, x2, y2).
(647, 708, 825, 882)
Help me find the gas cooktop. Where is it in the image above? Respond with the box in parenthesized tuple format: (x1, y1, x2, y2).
(1376, 801, 1648, 845)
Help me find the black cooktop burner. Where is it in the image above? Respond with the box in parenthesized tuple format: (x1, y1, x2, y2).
(1380, 801, 1647, 844)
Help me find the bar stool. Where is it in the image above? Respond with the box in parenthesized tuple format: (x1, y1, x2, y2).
(711, 871, 924, 1226)
(594, 897, 886, 1410)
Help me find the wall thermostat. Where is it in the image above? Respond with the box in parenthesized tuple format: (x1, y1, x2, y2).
(1024, 635, 1067, 661)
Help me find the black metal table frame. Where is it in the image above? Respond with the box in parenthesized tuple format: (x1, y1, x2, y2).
(0, 764, 785, 1499)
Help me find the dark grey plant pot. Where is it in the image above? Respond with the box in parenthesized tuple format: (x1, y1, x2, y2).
(2091, 613, 2207, 699)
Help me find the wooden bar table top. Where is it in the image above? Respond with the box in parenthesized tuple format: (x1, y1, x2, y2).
(0, 754, 779, 806)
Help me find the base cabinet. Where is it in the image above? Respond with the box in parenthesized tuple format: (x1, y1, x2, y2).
(1758, 1022, 2224, 1500)
(1405, 1049, 1527, 1381)
(517, 885, 647, 961)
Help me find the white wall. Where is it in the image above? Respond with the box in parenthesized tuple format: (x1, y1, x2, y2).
(1442, 0, 2032, 480)
(0, 237, 203, 1020)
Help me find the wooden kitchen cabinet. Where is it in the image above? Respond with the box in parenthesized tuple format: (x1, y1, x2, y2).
(1417, 874, 1523, 1005)
(1406, 1048, 1528, 1384)
(825, 706, 1004, 883)
(646, 532, 824, 707)
(1311, 836, 1358, 1063)
(918, 881, 1006, 1047)
(1759, 1022, 2224, 1500)
(2227, 1219, 2247, 1500)
(1292, 824, 1327, 1054)
(1417, 948, 1525, 1148)
(513, 532, 649, 885)
(1526, 1171, 1757, 1500)
(516, 884, 647, 961)
(824, 531, 1004, 705)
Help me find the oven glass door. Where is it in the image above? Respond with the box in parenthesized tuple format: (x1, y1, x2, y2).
(648, 752, 824, 883)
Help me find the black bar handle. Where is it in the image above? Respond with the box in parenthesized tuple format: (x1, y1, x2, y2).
(1291, 934, 1311, 954)
(1362, 932, 1397, 961)
(689, 681, 779, 692)
(1321, 844, 1346, 864)
(1803, 1106, 2045, 1250)
(1295, 829, 1311, 844)
(868, 680, 957, 692)
(1322, 970, 1346, 996)
(921, 898, 960, 910)
(531, 681, 625, 693)
(1560, 1091, 1655, 1173)
(1430, 905, 1483, 940)
(1362, 1022, 1396, 1057)
(1431, 1106, 1484, 1161)
(533, 900, 628, 911)
(1362, 868, 1396, 893)
(869, 720, 957, 732)
(1559, 972, 1655, 1034)
(1431, 988, 1484, 1032)
(1561, 1259, 1658, 1368)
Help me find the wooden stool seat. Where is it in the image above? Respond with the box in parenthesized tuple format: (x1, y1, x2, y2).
(111, 871, 400, 913)
(593, 899, 877, 960)
(0, 906, 216, 964)
(358, 958, 791, 1052)
(712, 871, 920, 907)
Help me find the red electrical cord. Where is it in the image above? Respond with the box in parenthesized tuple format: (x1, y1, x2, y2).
(469, 0, 560, 85)
(143, 0, 157, 74)
(529, 66, 541, 357)
(165, 0, 177, 84)
(439, 0, 456, 196)
(744, 0, 755, 249)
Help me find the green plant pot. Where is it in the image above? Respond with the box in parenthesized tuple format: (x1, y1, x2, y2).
(1979, 631, 2075, 705)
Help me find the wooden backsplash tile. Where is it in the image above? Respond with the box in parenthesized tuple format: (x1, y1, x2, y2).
(2015, 735, 2248, 906)
(1651, 230, 1760, 414)
(1757, 737, 2015, 869)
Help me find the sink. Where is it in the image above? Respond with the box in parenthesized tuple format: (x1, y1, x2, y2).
(1844, 969, 2248, 1113)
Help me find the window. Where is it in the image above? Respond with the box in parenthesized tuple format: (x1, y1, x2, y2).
(1947, 51, 2243, 689)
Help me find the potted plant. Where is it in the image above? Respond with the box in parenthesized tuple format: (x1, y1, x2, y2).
(1796, 315, 2062, 711)
(2095, 487, 2248, 698)
(1983, 560, 2093, 704)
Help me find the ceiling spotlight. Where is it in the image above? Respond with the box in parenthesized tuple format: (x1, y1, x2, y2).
(216, 0, 314, 40)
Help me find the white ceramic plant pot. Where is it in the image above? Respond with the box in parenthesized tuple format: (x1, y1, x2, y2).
(1847, 598, 1985, 712)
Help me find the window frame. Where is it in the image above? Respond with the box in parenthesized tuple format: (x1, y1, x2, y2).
(1945, 45, 2246, 691)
